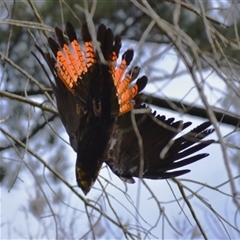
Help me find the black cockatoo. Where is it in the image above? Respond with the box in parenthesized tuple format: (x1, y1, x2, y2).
(34, 21, 214, 195)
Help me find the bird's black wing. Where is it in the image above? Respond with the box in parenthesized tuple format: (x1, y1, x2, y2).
(105, 105, 214, 183)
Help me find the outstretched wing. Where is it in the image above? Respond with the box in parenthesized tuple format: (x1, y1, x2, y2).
(105, 105, 214, 183)
(34, 45, 82, 152)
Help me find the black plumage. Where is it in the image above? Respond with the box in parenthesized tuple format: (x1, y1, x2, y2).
(105, 106, 214, 183)
(34, 21, 214, 195)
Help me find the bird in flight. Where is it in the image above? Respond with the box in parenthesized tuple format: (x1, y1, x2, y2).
(34, 21, 214, 195)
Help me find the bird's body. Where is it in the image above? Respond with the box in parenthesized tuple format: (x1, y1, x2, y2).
(35, 21, 214, 195)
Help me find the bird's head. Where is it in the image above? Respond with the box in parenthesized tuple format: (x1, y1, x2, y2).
(75, 158, 102, 195)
